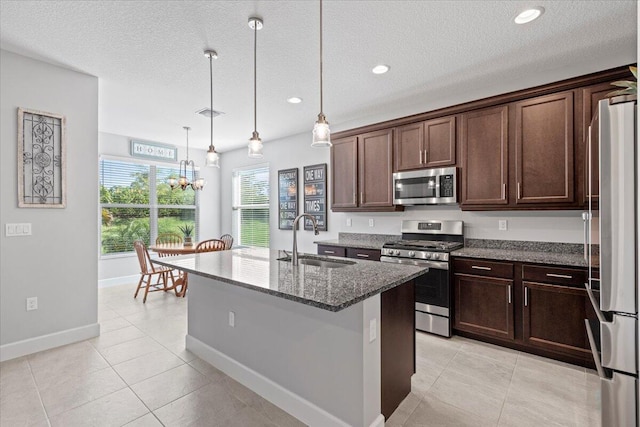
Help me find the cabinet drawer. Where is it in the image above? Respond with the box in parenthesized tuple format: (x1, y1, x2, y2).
(346, 248, 381, 261)
(522, 265, 586, 288)
(317, 245, 346, 257)
(453, 258, 514, 279)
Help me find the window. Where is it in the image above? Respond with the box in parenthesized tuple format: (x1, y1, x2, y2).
(100, 158, 198, 255)
(232, 165, 269, 247)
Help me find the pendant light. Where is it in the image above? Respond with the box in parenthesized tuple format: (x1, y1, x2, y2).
(247, 17, 264, 158)
(204, 49, 220, 168)
(168, 126, 205, 191)
(311, 0, 331, 147)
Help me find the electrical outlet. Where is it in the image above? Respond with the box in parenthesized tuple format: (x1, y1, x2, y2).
(228, 311, 235, 327)
(369, 318, 377, 342)
(498, 220, 508, 231)
(26, 297, 38, 311)
(368, 218, 375, 227)
(346, 218, 352, 227)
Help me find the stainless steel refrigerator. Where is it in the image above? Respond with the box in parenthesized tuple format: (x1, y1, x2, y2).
(584, 95, 638, 426)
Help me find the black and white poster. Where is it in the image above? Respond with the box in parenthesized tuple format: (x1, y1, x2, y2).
(278, 168, 298, 230)
(303, 163, 327, 231)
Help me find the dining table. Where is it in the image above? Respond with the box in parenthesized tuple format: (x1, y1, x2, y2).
(148, 242, 200, 297)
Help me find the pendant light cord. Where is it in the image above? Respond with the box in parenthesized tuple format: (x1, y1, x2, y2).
(186, 127, 189, 163)
(254, 21, 258, 133)
(209, 53, 214, 149)
(319, 0, 323, 115)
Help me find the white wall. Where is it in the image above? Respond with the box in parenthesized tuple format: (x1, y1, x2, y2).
(220, 132, 585, 255)
(98, 131, 221, 282)
(0, 50, 99, 357)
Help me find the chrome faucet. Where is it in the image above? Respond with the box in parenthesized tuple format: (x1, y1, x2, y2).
(292, 214, 319, 265)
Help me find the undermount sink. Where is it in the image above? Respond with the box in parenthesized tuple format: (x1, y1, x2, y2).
(278, 255, 356, 269)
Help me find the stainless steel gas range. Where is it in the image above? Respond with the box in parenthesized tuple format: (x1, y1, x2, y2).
(380, 220, 464, 337)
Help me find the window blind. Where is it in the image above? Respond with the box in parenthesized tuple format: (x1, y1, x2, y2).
(233, 165, 270, 247)
(100, 158, 198, 255)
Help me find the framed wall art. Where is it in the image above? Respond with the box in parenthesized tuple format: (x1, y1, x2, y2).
(303, 163, 327, 231)
(18, 108, 66, 208)
(278, 168, 298, 230)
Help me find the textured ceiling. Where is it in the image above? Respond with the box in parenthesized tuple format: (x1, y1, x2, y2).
(0, 1, 637, 152)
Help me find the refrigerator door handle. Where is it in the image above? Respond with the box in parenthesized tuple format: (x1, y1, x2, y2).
(582, 211, 589, 261)
(585, 281, 606, 323)
(585, 319, 607, 379)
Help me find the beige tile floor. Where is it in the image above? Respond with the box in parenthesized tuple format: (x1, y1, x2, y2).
(0, 284, 600, 427)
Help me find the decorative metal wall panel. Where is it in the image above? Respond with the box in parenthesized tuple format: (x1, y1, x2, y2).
(18, 108, 66, 208)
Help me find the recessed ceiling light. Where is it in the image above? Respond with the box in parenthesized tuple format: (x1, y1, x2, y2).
(287, 97, 303, 104)
(372, 64, 390, 74)
(514, 7, 545, 24)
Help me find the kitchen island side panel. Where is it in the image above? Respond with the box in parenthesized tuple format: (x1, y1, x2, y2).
(187, 274, 381, 427)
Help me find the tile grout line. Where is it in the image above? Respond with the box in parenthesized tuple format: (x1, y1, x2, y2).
(26, 356, 52, 427)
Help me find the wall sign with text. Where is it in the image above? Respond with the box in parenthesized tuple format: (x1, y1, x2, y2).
(278, 168, 298, 230)
(303, 163, 327, 231)
(130, 140, 178, 162)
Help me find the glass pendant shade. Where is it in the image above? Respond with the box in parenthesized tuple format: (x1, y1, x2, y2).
(312, 114, 331, 147)
(205, 146, 220, 168)
(192, 177, 206, 190)
(167, 177, 178, 188)
(248, 131, 263, 158)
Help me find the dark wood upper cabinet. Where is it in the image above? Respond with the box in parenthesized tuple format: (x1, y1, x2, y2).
(359, 129, 395, 207)
(330, 136, 358, 209)
(514, 92, 575, 205)
(424, 116, 456, 167)
(394, 116, 456, 172)
(394, 123, 423, 172)
(580, 82, 614, 205)
(460, 106, 509, 206)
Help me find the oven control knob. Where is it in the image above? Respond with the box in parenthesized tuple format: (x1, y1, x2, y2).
(425, 253, 432, 259)
(408, 251, 416, 258)
(431, 253, 439, 260)
(393, 250, 400, 256)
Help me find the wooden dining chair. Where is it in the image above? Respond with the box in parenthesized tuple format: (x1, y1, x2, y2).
(133, 240, 176, 303)
(196, 239, 227, 253)
(220, 234, 234, 250)
(156, 232, 183, 245)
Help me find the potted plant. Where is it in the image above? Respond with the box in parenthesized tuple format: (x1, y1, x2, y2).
(178, 224, 195, 246)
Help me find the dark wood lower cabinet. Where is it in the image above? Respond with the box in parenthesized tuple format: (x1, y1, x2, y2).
(522, 281, 591, 360)
(453, 257, 594, 368)
(454, 274, 515, 340)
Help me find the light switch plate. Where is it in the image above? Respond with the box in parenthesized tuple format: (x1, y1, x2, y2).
(228, 311, 235, 327)
(369, 318, 377, 342)
(6, 223, 32, 237)
(346, 218, 352, 227)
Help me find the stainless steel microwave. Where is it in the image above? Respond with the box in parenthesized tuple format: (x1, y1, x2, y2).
(392, 167, 458, 205)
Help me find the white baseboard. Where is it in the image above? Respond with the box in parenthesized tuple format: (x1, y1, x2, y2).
(369, 414, 385, 427)
(98, 274, 138, 288)
(0, 323, 100, 362)
(187, 335, 377, 427)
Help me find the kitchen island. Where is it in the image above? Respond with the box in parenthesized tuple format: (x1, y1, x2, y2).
(154, 247, 426, 427)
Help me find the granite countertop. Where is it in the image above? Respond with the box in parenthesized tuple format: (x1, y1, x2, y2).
(153, 247, 426, 312)
(452, 239, 589, 267)
(314, 232, 400, 251)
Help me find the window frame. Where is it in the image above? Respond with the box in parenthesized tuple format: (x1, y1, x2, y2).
(99, 155, 200, 258)
(232, 163, 270, 248)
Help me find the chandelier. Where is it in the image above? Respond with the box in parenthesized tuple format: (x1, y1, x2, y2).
(168, 126, 205, 191)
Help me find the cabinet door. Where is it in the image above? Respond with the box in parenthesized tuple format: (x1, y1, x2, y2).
(460, 106, 509, 205)
(331, 136, 358, 209)
(358, 129, 394, 207)
(346, 247, 381, 261)
(454, 274, 514, 340)
(515, 92, 574, 205)
(581, 82, 613, 205)
(394, 123, 423, 172)
(522, 282, 591, 359)
(424, 116, 456, 167)
(317, 245, 346, 257)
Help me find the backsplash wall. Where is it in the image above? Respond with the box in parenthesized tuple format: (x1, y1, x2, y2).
(331, 208, 584, 243)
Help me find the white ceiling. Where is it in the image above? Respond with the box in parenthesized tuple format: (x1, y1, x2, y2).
(0, 1, 637, 153)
